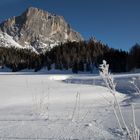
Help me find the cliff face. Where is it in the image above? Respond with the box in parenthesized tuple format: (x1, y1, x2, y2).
(0, 7, 83, 52)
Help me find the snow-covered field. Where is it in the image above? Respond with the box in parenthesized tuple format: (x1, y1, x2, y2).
(0, 72, 140, 140)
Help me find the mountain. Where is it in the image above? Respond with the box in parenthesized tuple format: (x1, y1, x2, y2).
(0, 7, 83, 53)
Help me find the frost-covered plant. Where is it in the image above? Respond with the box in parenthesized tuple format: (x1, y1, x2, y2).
(33, 88, 50, 120)
(71, 92, 81, 122)
(131, 104, 140, 140)
(100, 60, 139, 140)
(129, 77, 140, 95)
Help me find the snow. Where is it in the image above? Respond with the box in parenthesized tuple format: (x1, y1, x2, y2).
(0, 32, 44, 53)
(0, 66, 11, 72)
(64, 32, 68, 40)
(0, 32, 23, 48)
(49, 75, 70, 80)
(49, 42, 59, 48)
(0, 72, 140, 139)
(0, 30, 80, 54)
(131, 68, 140, 73)
(0, 31, 39, 53)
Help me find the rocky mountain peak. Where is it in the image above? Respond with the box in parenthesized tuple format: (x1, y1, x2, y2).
(0, 7, 83, 53)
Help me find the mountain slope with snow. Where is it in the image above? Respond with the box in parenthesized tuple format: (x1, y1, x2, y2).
(0, 7, 83, 53)
(0, 31, 22, 49)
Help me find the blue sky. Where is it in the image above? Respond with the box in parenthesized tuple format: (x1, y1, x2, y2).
(0, 0, 140, 50)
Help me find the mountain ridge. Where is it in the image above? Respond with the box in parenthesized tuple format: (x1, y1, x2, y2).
(0, 7, 83, 53)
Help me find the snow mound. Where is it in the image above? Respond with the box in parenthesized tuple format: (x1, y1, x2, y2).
(49, 75, 70, 81)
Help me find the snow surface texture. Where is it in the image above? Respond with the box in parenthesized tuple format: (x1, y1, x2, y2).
(0, 73, 140, 140)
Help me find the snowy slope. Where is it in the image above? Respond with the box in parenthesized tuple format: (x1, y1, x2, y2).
(0, 31, 39, 53)
(0, 73, 139, 139)
(0, 31, 23, 48)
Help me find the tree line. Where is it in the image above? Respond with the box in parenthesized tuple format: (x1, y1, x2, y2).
(0, 39, 139, 73)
